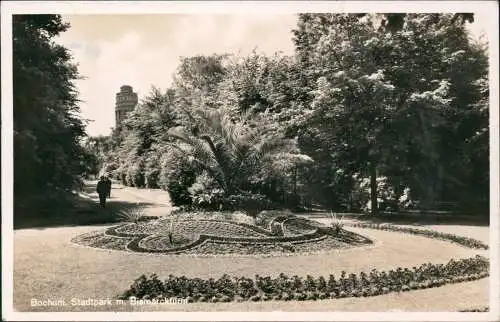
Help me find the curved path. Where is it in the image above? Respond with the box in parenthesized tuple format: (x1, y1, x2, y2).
(13, 183, 489, 312)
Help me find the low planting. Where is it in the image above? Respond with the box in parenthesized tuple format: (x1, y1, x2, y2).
(73, 211, 373, 255)
(117, 208, 158, 224)
(348, 223, 489, 249)
(104, 222, 368, 255)
(169, 210, 259, 226)
(120, 255, 489, 303)
(71, 231, 132, 251)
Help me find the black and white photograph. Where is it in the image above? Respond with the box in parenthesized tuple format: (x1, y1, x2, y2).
(1, 1, 499, 321)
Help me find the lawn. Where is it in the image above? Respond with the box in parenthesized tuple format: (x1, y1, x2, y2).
(12, 182, 491, 312)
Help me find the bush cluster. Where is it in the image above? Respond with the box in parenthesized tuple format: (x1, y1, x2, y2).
(120, 255, 489, 303)
(223, 193, 274, 216)
(350, 175, 419, 213)
(188, 172, 225, 210)
(159, 155, 197, 207)
(349, 223, 489, 249)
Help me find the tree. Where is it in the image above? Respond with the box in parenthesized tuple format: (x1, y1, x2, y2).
(107, 87, 180, 187)
(167, 107, 312, 202)
(290, 13, 488, 213)
(292, 14, 398, 213)
(83, 135, 111, 177)
(173, 54, 230, 112)
(13, 15, 89, 216)
(377, 14, 489, 209)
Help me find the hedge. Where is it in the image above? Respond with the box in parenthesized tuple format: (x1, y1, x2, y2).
(120, 255, 489, 303)
(347, 223, 488, 249)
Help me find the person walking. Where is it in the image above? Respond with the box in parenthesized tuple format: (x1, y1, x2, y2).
(105, 176, 112, 198)
(96, 176, 108, 208)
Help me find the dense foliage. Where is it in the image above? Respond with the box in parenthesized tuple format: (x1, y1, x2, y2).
(121, 255, 489, 302)
(95, 13, 488, 215)
(290, 13, 488, 213)
(13, 15, 91, 217)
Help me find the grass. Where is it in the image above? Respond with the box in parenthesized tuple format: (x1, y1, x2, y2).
(12, 183, 491, 312)
(14, 181, 157, 229)
(14, 197, 155, 229)
(14, 222, 485, 312)
(328, 212, 489, 227)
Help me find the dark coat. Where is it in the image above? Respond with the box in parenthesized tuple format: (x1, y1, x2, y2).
(96, 180, 108, 196)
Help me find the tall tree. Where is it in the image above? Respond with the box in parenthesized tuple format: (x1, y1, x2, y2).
(378, 13, 489, 209)
(13, 15, 89, 215)
(173, 54, 230, 112)
(291, 13, 488, 213)
(108, 87, 180, 187)
(292, 14, 397, 213)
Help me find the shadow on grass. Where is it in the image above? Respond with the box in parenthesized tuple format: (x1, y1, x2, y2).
(14, 196, 157, 230)
(355, 213, 490, 227)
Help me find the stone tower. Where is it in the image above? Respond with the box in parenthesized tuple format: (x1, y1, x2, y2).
(115, 85, 138, 126)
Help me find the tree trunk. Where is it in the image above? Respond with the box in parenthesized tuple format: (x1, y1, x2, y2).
(370, 161, 378, 215)
(293, 166, 298, 195)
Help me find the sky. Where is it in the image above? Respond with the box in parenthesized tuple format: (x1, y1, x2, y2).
(55, 13, 491, 137)
(55, 14, 298, 136)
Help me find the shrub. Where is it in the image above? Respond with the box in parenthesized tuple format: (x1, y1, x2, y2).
(144, 157, 160, 189)
(125, 162, 145, 188)
(117, 207, 147, 223)
(145, 168, 160, 189)
(348, 223, 489, 249)
(159, 151, 197, 207)
(121, 256, 489, 303)
(350, 174, 418, 213)
(223, 192, 273, 216)
(188, 172, 225, 210)
(328, 211, 344, 236)
(398, 187, 418, 210)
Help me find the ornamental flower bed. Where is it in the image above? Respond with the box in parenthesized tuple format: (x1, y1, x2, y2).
(282, 217, 318, 236)
(120, 255, 489, 303)
(348, 223, 488, 249)
(117, 220, 271, 239)
(71, 231, 132, 250)
(139, 234, 194, 250)
(173, 220, 270, 239)
(73, 215, 373, 255)
(106, 223, 371, 255)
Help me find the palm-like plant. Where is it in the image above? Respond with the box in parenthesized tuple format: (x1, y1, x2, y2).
(118, 206, 146, 224)
(329, 211, 345, 236)
(167, 107, 311, 196)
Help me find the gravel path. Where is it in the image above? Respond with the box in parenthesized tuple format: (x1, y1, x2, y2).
(81, 181, 174, 217)
(13, 183, 490, 312)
